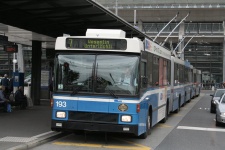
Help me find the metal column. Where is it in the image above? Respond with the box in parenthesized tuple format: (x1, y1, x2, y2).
(31, 41, 42, 105)
(223, 21, 225, 82)
(138, 19, 143, 31)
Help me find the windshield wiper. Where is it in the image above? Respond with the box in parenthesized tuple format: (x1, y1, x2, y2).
(96, 77, 118, 99)
(109, 73, 116, 84)
(71, 85, 83, 96)
(106, 87, 118, 99)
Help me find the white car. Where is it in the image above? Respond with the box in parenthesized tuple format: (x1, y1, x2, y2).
(215, 93, 225, 126)
(210, 89, 225, 113)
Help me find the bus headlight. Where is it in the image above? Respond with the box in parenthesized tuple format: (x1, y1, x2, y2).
(121, 115, 132, 122)
(56, 111, 66, 118)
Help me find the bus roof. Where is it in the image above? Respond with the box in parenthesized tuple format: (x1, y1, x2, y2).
(86, 29, 126, 38)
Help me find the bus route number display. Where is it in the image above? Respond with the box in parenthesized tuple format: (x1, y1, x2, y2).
(66, 38, 127, 50)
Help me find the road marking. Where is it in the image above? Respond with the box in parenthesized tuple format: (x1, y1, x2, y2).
(198, 107, 210, 111)
(112, 137, 150, 150)
(177, 126, 225, 132)
(53, 141, 150, 150)
(157, 124, 172, 128)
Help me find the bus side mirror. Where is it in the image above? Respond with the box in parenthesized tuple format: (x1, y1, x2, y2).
(141, 77, 148, 87)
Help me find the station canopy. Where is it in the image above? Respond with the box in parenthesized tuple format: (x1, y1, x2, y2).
(0, 0, 148, 47)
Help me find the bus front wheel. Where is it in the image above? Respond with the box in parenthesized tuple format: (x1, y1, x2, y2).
(139, 111, 151, 139)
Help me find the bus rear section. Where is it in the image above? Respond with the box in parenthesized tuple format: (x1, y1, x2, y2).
(193, 69, 202, 97)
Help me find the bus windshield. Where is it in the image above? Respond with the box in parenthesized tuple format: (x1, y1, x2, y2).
(54, 54, 139, 96)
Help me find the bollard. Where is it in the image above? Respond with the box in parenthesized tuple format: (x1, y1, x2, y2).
(212, 86, 215, 91)
(27, 83, 31, 98)
(26, 83, 33, 107)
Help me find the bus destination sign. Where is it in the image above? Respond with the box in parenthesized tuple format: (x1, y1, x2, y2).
(66, 38, 127, 50)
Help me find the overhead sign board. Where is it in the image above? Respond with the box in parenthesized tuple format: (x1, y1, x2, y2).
(4, 44, 18, 53)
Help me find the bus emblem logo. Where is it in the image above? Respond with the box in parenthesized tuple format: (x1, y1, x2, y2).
(118, 104, 128, 112)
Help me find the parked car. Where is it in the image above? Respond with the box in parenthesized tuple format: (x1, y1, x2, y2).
(210, 89, 225, 113)
(215, 93, 225, 126)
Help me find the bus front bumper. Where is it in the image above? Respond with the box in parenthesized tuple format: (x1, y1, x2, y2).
(51, 120, 138, 136)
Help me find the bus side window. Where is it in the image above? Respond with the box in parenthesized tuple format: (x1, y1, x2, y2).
(141, 61, 148, 88)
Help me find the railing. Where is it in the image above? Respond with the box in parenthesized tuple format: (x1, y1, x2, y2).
(143, 23, 223, 35)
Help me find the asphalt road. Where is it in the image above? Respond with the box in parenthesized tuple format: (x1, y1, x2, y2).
(155, 91, 225, 150)
(30, 90, 225, 150)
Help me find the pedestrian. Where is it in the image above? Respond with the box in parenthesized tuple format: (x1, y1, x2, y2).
(0, 74, 9, 94)
(15, 86, 27, 109)
(8, 77, 13, 94)
(0, 86, 11, 112)
(222, 82, 225, 88)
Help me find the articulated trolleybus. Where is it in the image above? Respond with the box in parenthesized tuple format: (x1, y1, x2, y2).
(51, 29, 194, 139)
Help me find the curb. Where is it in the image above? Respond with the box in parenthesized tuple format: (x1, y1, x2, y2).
(6, 132, 68, 150)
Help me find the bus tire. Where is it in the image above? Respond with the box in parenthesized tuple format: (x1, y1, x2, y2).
(139, 110, 151, 139)
(197, 89, 200, 97)
(215, 115, 220, 126)
(192, 90, 196, 99)
(181, 93, 186, 107)
(174, 99, 180, 113)
(187, 92, 191, 103)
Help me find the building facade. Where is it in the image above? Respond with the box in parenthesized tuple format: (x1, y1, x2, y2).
(96, 0, 225, 84)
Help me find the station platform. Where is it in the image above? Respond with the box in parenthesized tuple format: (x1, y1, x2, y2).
(0, 90, 214, 150)
(0, 100, 65, 150)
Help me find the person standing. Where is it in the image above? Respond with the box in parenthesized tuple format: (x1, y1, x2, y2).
(8, 77, 13, 94)
(15, 86, 27, 109)
(0, 86, 10, 112)
(0, 74, 9, 94)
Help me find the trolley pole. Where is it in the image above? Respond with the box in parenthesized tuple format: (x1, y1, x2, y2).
(153, 12, 179, 42)
(161, 12, 190, 47)
(177, 34, 197, 59)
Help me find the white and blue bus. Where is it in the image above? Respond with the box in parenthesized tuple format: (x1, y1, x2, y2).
(51, 29, 197, 139)
(170, 56, 194, 112)
(193, 68, 202, 97)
